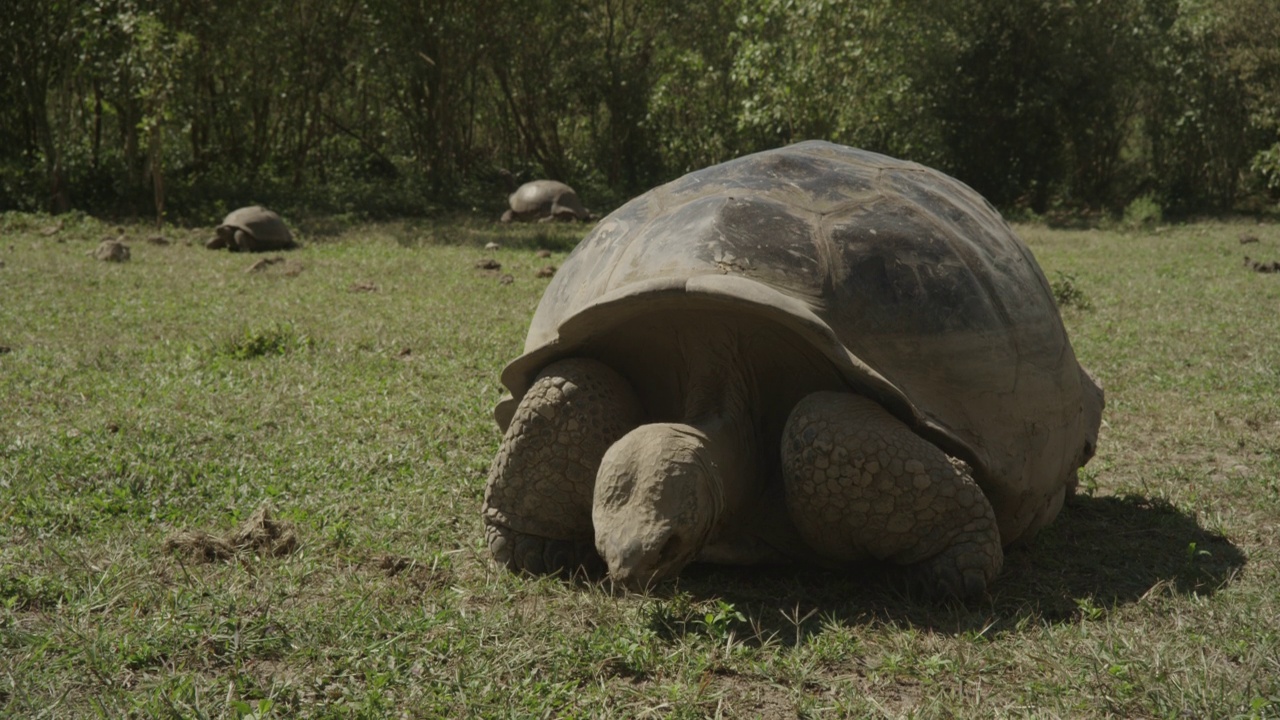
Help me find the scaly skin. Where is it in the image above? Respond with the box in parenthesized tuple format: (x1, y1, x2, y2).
(781, 391, 1003, 600)
(592, 423, 730, 590)
(483, 358, 641, 576)
(590, 327, 761, 590)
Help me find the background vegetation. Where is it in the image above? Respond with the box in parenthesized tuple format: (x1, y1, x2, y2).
(2, 213, 1279, 717)
(3, 0, 1280, 222)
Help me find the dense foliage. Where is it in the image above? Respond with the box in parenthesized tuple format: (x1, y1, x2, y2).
(3, 0, 1278, 220)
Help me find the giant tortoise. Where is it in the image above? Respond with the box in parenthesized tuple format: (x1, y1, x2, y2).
(207, 206, 297, 252)
(482, 141, 1104, 599)
(501, 180, 593, 223)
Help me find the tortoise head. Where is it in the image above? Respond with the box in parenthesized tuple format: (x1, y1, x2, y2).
(592, 423, 724, 589)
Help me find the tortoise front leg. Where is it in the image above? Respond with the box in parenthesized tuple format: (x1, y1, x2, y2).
(781, 391, 1003, 600)
(483, 358, 642, 576)
(206, 228, 231, 250)
(232, 229, 257, 252)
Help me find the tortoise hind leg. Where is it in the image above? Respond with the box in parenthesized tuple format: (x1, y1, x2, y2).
(483, 358, 642, 577)
(780, 391, 1003, 600)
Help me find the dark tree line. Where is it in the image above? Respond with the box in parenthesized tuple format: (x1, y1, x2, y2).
(3, 0, 1278, 222)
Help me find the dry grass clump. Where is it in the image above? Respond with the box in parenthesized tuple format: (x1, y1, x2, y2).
(164, 504, 299, 563)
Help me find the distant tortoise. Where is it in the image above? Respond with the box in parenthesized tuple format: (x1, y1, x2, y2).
(207, 206, 297, 252)
(90, 238, 130, 262)
(501, 180, 593, 223)
(482, 141, 1104, 599)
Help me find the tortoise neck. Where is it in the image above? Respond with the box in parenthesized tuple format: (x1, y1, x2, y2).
(677, 325, 752, 423)
(677, 328, 761, 531)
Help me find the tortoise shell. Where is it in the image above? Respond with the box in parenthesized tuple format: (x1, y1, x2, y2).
(496, 141, 1102, 545)
(218, 206, 294, 246)
(504, 181, 591, 222)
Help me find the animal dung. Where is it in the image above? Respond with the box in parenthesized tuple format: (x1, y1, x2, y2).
(163, 503, 298, 563)
(476, 258, 502, 270)
(1243, 256, 1280, 273)
(499, 274, 515, 285)
(535, 265, 557, 278)
(485, 241, 501, 251)
(1239, 233, 1260, 244)
(536, 249, 552, 258)
(349, 281, 379, 293)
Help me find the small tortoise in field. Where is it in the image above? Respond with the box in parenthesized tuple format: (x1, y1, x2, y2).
(501, 180, 593, 223)
(90, 238, 130, 262)
(206, 206, 297, 252)
(482, 141, 1104, 599)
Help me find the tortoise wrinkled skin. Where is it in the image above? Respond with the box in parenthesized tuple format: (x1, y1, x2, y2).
(482, 141, 1103, 600)
(207, 206, 297, 252)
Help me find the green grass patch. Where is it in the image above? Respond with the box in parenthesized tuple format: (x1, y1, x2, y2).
(2, 212, 1278, 718)
(215, 323, 312, 360)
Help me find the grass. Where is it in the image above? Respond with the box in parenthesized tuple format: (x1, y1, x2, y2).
(1, 210, 1278, 718)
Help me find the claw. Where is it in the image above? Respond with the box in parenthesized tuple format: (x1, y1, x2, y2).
(903, 538, 1001, 602)
(487, 522, 604, 578)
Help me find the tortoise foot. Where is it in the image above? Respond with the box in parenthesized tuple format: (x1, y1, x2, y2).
(485, 522, 605, 577)
(482, 358, 641, 577)
(902, 529, 1002, 602)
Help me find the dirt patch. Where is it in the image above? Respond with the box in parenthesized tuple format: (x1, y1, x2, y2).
(367, 553, 452, 596)
(246, 256, 285, 273)
(242, 256, 304, 276)
(376, 554, 412, 576)
(710, 673, 804, 719)
(164, 504, 299, 563)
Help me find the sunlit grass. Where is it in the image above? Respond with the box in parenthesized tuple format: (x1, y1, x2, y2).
(2, 212, 1278, 718)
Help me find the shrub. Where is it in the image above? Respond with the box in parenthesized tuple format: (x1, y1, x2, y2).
(1123, 193, 1164, 229)
(1051, 271, 1092, 310)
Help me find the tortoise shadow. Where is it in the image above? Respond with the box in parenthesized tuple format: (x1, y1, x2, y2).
(652, 493, 1246, 641)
